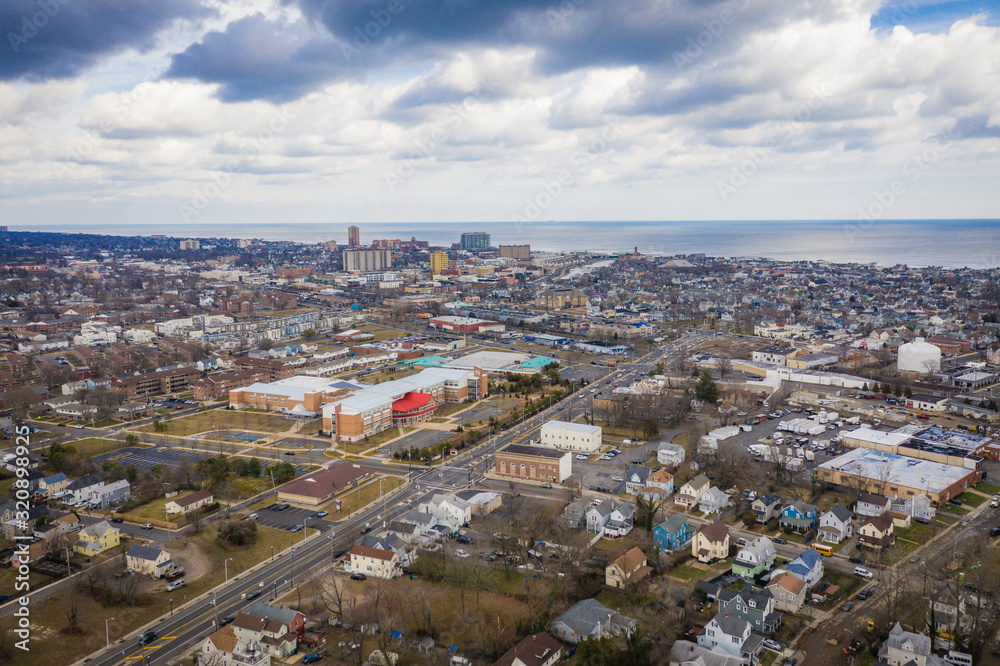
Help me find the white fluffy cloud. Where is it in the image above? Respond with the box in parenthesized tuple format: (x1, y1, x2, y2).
(0, 0, 998, 226)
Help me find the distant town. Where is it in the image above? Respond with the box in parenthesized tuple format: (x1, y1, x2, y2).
(2, 226, 1000, 666)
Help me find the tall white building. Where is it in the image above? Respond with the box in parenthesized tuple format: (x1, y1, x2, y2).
(540, 420, 603, 453)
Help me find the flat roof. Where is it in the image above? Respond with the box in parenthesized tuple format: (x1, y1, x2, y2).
(818, 448, 974, 492)
(542, 420, 601, 435)
(443, 350, 554, 373)
(844, 427, 911, 447)
(498, 444, 567, 459)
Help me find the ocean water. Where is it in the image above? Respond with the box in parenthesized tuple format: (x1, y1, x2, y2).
(13, 219, 1000, 269)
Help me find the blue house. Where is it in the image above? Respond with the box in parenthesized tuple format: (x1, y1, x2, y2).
(653, 513, 692, 552)
(779, 500, 817, 533)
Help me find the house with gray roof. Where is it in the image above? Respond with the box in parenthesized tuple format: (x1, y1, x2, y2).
(699, 487, 731, 515)
(624, 465, 652, 496)
(818, 504, 853, 544)
(877, 622, 944, 666)
(126, 544, 172, 578)
(698, 611, 764, 665)
(668, 640, 743, 666)
(717, 585, 782, 635)
(751, 494, 782, 524)
(549, 598, 635, 645)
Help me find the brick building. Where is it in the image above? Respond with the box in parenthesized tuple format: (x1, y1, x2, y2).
(493, 444, 572, 484)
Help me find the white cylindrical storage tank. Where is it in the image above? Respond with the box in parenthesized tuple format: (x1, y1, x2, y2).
(897, 337, 941, 373)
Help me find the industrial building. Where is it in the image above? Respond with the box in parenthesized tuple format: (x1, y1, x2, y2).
(494, 444, 572, 484)
(897, 337, 942, 373)
(842, 425, 989, 471)
(276, 464, 370, 505)
(817, 448, 980, 505)
(540, 420, 603, 453)
(427, 316, 504, 334)
(420, 350, 556, 376)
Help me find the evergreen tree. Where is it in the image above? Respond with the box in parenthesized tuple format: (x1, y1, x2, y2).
(694, 370, 719, 403)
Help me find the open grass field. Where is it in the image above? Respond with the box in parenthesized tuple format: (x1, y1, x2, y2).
(975, 481, 1000, 495)
(3, 524, 307, 666)
(65, 436, 143, 458)
(137, 410, 290, 437)
(323, 475, 405, 519)
(955, 491, 986, 507)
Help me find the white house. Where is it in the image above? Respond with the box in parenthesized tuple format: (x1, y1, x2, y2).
(855, 492, 892, 518)
(698, 487, 731, 515)
(818, 505, 853, 544)
(602, 502, 635, 539)
(165, 489, 214, 516)
(656, 442, 686, 467)
(199, 626, 269, 666)
(418, 494, 472, 527)
(539, 420, 602, 453)
(891, 494, 936, 523)
(698, 613, 764, 665)
(623, 466, 652, 496)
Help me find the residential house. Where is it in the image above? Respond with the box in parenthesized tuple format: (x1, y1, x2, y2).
(453, 489, 503, 516)
(717, 585, 782, 634)
(493, 633, 563, 666)
(126, 545, 173, 578)
(779, 500, 817, 533)
(247, 602, 306, 638)
(384, 520, 421, 543)
(817, 505, 853, 544)
(585, 499, 634, 534)
(65, 473, 105, 505)
(674, 473, 710, 509)
(653, 513, 692, 552)
(6, 538, 45, 566)
(766, 572, 807, 613)
(561, 498, 590, 529)
(549, 598, 636, 645)
(692, 520, 730, 564)
(37, 472, 70, 499)
(877, 623, 939, 666)
(858, 513, 896, 552)
(624, 466, 652, 496)
(90, 479, 130, 509)
(198, 626, 270, 666)
(603, 502, 636, 539)
(782, 548, 823, 588)
(642, 468, 675, 500)
(348, 545, 399, 579)
(73, 520, 121, 556)
(360, 534, 404, 558)
(699, 487, 731, 515)
(165, 489, 214, 516)
(605, 547, 653, 590)
(418, 494, 472, 529)
(32, 512, 80, 542)
(891, 493, 936, 523)
(732, 537, 776, 579)
(230, 612, 297, 659)
(667, 640, 743, 666)
(698, 612, 764, 666)
(657, 442, 686, 467)
(855, 492, 892, 518)
(751, 494, 782, 524)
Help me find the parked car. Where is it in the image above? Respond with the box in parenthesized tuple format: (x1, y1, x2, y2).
(165, 579, 186, 592)
(842, 601, 855, 612)
(302, 654, 323, 664)
(857, 589, 871, 600)
(315, 511, 328, 518)
(350, 573, 367, 581)
(541, 483, 552, 489)
(854, 567, 874, 579)
(611, 476, 624, 482)
(246, 513, 259, 521)
(164, 569, 185, 581)
(456, 535, 473, 544)
(455, 549, 470, 558)
(990, 526, 1000, 538)
(762, 639, 782, 652)
(773, 537, 787, 545)
(111, 517, 124, 524)
(949, 498, 963, 506)
(290, 525, 303, 533)
(849, 556, 864, 564)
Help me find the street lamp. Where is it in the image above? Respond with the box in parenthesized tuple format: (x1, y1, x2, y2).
(106, 617, 115, 650)
(224, 557, 234, 583)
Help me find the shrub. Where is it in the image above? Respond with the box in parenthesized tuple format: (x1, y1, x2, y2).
(218, 519, 257, 546)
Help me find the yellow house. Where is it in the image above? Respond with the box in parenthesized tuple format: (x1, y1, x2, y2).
(73, 520, 121, 556)
(691, 519, 730, 564)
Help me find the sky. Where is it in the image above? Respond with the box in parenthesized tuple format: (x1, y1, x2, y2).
(0, 0, 998, 228)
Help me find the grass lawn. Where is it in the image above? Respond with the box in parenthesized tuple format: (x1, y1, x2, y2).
(357, 324, 410, 342)
(0, 566, 48, 598)
(670, 563, 719, 583)
(938, 504, 969, 516)
(324, 475, 405, 519)
(338, 427, 414, 454)
(137, 410, 290, 437)
(956, 492, 986, 507)
(124, 495, 176, 521)
(935, 514, 958, 526)
(817, 571, 862, 609)
(230, 476, 273, 500)
(975, 481, 1000, 495)
(64, 436, 140, 458)
(813, 492, 853, 513)
(5, 524, 306, 666)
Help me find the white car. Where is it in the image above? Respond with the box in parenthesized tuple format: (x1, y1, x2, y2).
(575, 454, 589, 460)
(165, 579, 186, 591)
(455, 549, 470, 558)
(246, 513, 259, 520)
(611, 476, 624, 482)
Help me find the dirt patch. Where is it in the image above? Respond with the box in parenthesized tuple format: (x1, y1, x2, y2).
(164, 535, 218, 582)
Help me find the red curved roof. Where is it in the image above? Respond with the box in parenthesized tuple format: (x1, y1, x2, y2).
(392, 392, 432, 412)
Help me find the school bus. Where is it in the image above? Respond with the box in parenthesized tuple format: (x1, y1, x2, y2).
(813, 544, 834, 557)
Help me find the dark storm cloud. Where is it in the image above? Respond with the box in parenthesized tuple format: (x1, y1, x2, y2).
(166, 0, 838, 103)
(0, 0, 211, 81)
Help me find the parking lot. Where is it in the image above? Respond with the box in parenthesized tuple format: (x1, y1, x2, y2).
(388, 429, 453, 455)
(270, 437, 320, 450)
(214, 430, 265, 442)
(251, 503, 332, 532)
(92, 446, 212, 474)
(452, 405, 503, 425)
